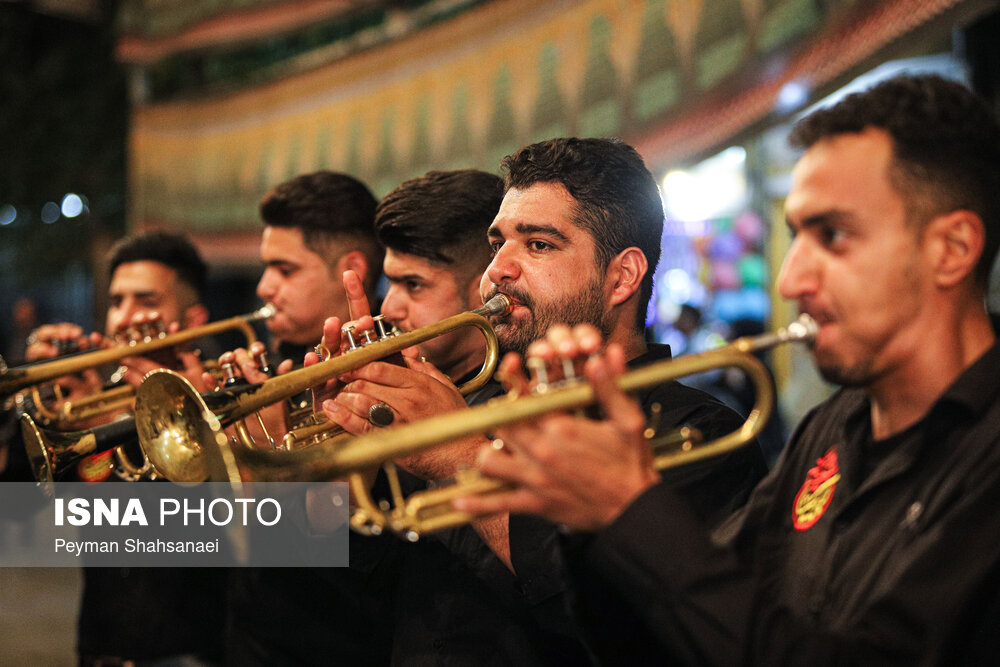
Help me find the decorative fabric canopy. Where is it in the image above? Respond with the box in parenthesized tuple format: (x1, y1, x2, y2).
(125, 0, 973, 259)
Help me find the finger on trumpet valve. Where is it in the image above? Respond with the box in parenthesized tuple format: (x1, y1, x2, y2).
(250, 341, 273, 376)
(526, 357, 549, 393)
(220, 351, 241, 387)
(55, 337, 79, 357)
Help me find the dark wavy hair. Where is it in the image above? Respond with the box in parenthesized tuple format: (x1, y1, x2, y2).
(791, 74, 1000, 287)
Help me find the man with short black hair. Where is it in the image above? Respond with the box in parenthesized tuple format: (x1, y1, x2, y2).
(375, 169, 502, 382)
(256, 170, 382, 353)
(9, 230, 227, 666)
(464, 76, 1000, 665)
(225, 170, 395, 667)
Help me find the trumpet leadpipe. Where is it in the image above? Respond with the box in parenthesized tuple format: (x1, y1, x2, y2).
(227, 314, 819, 484)
(0, 303, 275, 400)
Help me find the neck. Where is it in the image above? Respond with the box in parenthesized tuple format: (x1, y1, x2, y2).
(868, 302, 994, 439)
(608, 326, 648, 363)
(445, 353, 487, 384)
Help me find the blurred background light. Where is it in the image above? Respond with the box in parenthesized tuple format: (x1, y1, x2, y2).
(0, 205, 16, 226)
(61, 193, 84, 218)
(662, 146, 748, 222)
(41, 201, 60, 224)
(775, 79, 810, 113)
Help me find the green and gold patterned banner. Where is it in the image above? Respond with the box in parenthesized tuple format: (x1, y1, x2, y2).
(127, 0, 961, 240)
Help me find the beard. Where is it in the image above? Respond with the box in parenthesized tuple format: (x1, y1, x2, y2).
(485, 277, 613, 355)
(814, 347, 884, 388)
(816, 360, 874, 387)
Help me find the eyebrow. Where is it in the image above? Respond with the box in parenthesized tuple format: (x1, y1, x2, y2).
(109, 289, 161, 300)
(786, 209, 855, 231)
(385, 272, 425, 283)
(487, 222, 571, 244)
(264, 259, 299, 269)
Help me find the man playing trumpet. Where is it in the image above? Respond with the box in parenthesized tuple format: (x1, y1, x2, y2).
(318, 139, 769, 665)
(2, 230, 228, 667)
(460, 76, 1000, 665)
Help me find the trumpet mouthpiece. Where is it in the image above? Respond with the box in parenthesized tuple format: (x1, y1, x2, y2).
(787, 314, 819, 342)
(479, 294, 513, 317)
(255, 303, 278, 320)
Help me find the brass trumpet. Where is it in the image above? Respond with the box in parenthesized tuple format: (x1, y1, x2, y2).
(133, 295, 512, 483)
(199, 315, 817, 540)
(3, 303, 277, 422)
(20, 413, 142, 484)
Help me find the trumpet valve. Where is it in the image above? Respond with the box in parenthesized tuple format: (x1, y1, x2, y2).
(373, 315, 389, 339)
(526, 357, 549, 393)
(220, 352, 241, 387)
(151, 316, 167, 340)
(250, 342, 273, 377)
(134, 313, 153, 343)
(560, 357, 577, 382)
(343, 325, 358, 350)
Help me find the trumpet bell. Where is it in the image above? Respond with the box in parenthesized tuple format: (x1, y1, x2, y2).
(21, 414, 57, 484)
(134, 369, 232, 484)
(20, 413, 142, 483)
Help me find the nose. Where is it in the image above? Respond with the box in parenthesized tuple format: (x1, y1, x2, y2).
(106, 298, 136, 336)
(257, 269, 277, 302)
(380, 286, 406, 325)
(777, 237, 819, 301)
(485, 243, 520, 288)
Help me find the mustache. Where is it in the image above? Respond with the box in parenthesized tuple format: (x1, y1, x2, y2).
(484, 285, 534, 312)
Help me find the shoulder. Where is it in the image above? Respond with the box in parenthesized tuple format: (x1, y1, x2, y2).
(640, 380, 745, 437)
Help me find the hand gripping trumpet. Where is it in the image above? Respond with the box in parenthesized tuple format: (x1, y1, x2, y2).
(133, 295, 513, 483)
(168, 315, 817, 541)
(1, 303, 277, 421)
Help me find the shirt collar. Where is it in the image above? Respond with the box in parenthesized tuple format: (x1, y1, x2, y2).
(934, 341, 1000, 417)
(627, 343, 673, 368)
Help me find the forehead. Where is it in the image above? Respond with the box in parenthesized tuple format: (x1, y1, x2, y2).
(260, 225, 308, 256)
(490, 183, 583, 235)
(785, 128, 898, 221)
(384, 249, 447, 278)
(109, 260, 177, 293)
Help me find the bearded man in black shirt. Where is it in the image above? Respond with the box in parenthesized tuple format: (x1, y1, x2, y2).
(321, 138, 768, 665)
(461, 75, 1000, 666)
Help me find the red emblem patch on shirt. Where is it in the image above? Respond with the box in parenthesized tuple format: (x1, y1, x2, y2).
(792, 446, 841, 531)
(77, 450, 114, 483)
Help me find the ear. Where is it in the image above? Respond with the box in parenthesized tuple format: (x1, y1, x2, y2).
(465, 270, 485, 309)
(337, 250, 370, 289)
(607, 247, 648, 307)
(924, 210, 984, 289)
(182, 303, 209, 329)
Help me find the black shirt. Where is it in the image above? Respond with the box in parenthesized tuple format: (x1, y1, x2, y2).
(390, 344, 767, 666)
(226, 341, 398, 666)
(568, 342, 1000, 665)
